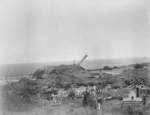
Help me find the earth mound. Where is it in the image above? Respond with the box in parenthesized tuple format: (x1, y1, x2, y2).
(32, 64, 92, 84)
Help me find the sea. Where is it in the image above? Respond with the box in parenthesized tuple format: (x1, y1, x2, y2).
(0, 57, 150, 79)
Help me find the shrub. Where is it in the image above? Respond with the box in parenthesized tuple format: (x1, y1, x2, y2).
(134, 63, 143, 69)
(103, 66, 112, 70)
(15, 78, 40, 104)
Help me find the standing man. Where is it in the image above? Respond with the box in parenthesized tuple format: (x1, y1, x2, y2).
(82, 88, 90, 106)
(97, 97, 103, 110)
(143, 95, 146, 106)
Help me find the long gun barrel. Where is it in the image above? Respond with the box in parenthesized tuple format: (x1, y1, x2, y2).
(77, 54, 88, 66)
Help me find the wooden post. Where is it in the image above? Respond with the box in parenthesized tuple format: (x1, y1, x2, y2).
(95, 91, 98, 115)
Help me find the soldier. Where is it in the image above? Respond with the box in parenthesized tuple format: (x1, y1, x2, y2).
(82, 89, 90, 106)
(97, 97, 103, 110)
(68, 88, 75, 100)
(143, 95, 146, 106)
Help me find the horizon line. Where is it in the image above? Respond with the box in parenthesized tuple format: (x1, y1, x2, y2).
(0, 56, 150, 66)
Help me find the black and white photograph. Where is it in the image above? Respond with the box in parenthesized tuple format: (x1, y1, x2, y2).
(0, 0, 150, 115)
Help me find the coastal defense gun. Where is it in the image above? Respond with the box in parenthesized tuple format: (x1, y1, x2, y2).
(77, 55, 88, 66)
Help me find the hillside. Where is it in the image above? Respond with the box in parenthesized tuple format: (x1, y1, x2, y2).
(2, 62, 150, 113)
(32, 64, 92, 84)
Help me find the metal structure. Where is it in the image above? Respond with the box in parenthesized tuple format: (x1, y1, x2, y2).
(121, 101, 144, 115)
(121, 89, 145, 115)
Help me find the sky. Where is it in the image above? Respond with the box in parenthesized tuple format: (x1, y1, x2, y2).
(0, 0, 150, 64)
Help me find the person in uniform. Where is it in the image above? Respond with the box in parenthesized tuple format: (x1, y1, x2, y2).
(143, 95, 146, 106)
(82, 89, 90, 106)
(97, 97, 103, 110)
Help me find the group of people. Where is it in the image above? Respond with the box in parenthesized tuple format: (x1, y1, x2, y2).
(82, 86, 103, 110)
(43, 85, 104, 109)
